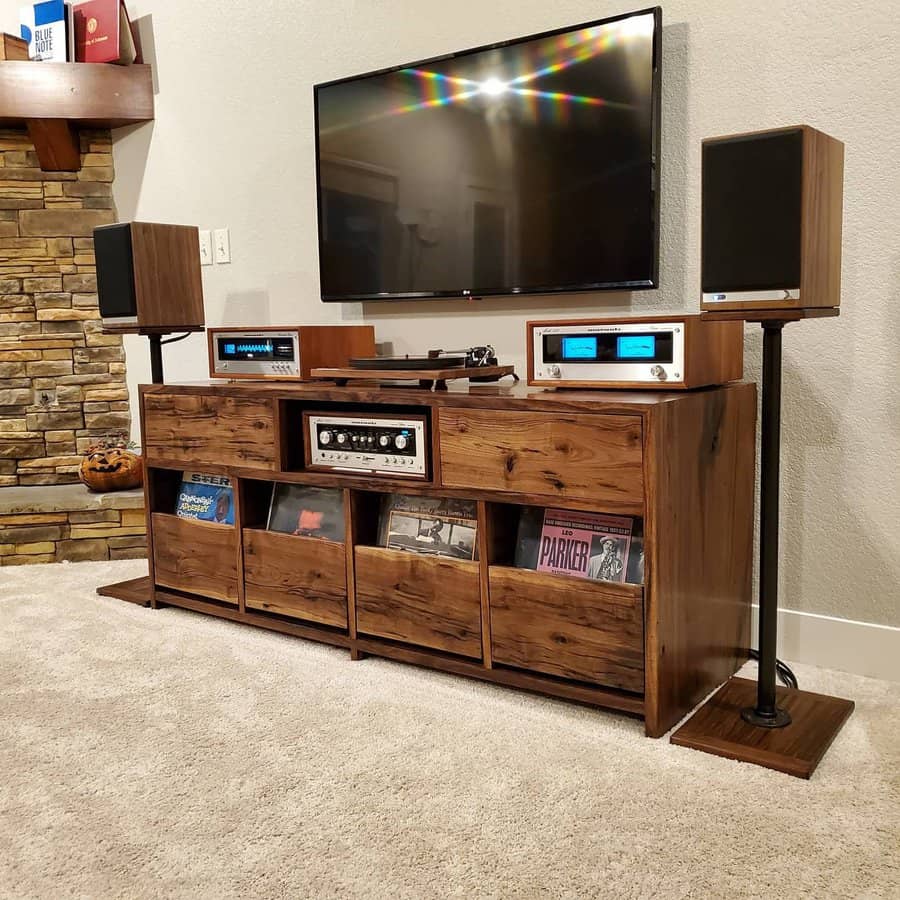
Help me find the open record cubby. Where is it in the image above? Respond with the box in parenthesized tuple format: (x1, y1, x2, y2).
(138, 379, 757, 737)
(484, 502, 646, 693)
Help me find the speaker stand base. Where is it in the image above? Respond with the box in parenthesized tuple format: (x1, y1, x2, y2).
(671, 677, 854, 779)
(96, 575, 152, 607)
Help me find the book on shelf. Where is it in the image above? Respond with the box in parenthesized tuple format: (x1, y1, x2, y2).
(514, 507, 644, 585)
(72, 0, 137, 64)
(267, 484, 345, 543)
(19, 0, 67, 61)
(377, 494, 478, 561)
(175, 472, 234, 525)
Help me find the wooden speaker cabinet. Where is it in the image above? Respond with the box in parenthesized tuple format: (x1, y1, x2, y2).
(137, 380, 757, 738)
(701, 125, 844, 313)
(95, 222, 205, 333)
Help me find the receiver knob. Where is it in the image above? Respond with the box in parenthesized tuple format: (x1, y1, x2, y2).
(319, 430, 332, 446)
(549, 365, 561, 378)
(336, 432, 348, 445)
(394, 434, 409, 451)
(650, 365, 667, 381)
(378, 434, 391, 448)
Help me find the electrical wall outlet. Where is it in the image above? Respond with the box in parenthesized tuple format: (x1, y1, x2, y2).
(214, 228, 231, 264)
(34, 387, 57, 408)
(199, 229, 213, 266)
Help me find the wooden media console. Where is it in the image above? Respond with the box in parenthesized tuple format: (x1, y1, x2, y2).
(138, 380, 756, 737)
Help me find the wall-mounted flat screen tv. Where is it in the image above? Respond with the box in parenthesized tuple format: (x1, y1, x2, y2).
(315, 7, 661, 302)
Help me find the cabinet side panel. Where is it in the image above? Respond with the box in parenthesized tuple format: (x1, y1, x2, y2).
(801, 128, 844, 309)
(644, 383, 756, 736)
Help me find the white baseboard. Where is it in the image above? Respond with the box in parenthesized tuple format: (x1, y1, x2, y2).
(750, 605, 900, 683)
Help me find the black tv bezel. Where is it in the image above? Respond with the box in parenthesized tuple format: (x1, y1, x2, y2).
(314, 6, 663, 303)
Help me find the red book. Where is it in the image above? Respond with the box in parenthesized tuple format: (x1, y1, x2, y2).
(73, 0, 136, 64)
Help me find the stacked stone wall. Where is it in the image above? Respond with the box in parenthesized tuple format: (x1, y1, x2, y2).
(0, 128, 130, 486)
(0, 502, 146, 565)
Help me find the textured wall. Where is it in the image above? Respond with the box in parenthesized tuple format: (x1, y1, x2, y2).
(0, 128, 130, 485)
(3, 0, 892, 626)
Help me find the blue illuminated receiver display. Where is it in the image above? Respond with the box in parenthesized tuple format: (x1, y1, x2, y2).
(236, 342, 273, 354)
(617, 335, 656, 359)
(217, 337, 295, 362)
(561, 336, 598, 359)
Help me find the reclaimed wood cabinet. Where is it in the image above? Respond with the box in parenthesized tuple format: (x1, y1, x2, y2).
(139, 380, 756, 737)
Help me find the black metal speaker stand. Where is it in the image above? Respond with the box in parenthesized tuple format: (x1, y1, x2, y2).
(741, 321, 792, 727)
(148, 334, 164, 385)
(146, 331, 194, 385)
(672, 308, 854, 778)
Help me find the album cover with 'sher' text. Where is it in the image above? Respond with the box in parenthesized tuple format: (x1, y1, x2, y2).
(176, 472, 234, 525)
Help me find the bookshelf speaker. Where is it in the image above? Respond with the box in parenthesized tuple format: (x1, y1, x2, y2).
(700, 125, 844, 313)
(95, 222, 205, 333)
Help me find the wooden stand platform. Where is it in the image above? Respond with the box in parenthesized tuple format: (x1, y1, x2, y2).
(671, 678, 854, 779)
(97, 575, 151, 607)
(311, 365, 515, 390)
(701, 308, 840, 324)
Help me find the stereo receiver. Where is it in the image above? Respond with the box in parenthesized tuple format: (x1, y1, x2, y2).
(303, 412, 428, 479)
(208, 325, 375, 381)
(527, 315, 744, 390)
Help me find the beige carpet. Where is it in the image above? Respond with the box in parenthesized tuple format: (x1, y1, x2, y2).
(1, 560, 898, 899)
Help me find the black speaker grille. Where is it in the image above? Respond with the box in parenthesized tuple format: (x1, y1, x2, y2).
(701, 129, 803, 293)
(94, 223, 136, 319)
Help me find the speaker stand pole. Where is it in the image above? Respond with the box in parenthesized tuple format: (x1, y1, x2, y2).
(741, 321, 792, 727)
(671, 309, 854, 778)
(148, 334, 164, 385)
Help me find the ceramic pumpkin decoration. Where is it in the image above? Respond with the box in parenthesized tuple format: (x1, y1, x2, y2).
(80, 436, 144, 493)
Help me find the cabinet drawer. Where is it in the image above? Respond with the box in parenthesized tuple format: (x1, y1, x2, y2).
(243, 529, 348, 628)
(439, 409, 643, 511)
(152, 513, 239, 604)
(355, 547, 482, 658)
(489, 567, 644, 693)
(143, 393, 276, 470)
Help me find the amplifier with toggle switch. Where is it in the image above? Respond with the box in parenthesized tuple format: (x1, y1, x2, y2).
(303, 412, 429, 479)
(527, 314, 744, 390)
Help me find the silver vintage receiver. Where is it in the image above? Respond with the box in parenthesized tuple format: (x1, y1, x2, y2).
(303, 412, 428, 479)
(527, 315, 744, 390)
(208, 325, 375, 381)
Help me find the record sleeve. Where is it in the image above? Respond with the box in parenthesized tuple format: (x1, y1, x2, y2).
(514, 507, 643, 584)
(176, 472, 234, 525)
(378, 494, 478, 560)
(267, 484, 345, 542)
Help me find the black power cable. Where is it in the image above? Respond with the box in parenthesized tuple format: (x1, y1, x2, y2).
(749, 648, 798, 690)
(160, 332, 192, 346)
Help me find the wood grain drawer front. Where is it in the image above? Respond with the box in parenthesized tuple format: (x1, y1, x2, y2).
(143, 393, 276, 469)
(243, 529, 348, 629)
(439, 409, 644, 510)
(489, 567, 644, 693)
(152, 513, 239, 604)
(355, 547, 482, 658)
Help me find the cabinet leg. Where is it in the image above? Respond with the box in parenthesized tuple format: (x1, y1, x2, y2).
(350, 647, 367, 661)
